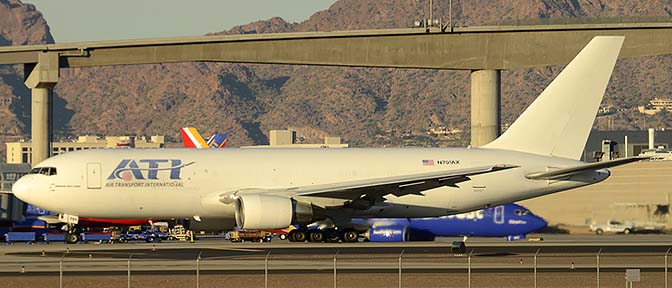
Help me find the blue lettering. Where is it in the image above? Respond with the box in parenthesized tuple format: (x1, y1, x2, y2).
(170, 159, 183, 180)
(140, 159, 169, 180)
(107, 159, 193, 181)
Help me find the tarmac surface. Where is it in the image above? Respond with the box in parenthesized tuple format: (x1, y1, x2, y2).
(2, 234, 672, 287)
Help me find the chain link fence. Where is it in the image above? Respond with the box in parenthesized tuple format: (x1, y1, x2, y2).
(0, 247, 670, 288)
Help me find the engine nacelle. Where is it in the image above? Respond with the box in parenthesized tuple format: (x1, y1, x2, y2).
(366, 226, 436, 242)
(235, 194, 326, 230)
(367, 225, 408, 242)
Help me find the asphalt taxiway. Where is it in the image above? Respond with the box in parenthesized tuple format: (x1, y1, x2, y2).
(1, 234, 672, 273)
(2, 235, 671, 288)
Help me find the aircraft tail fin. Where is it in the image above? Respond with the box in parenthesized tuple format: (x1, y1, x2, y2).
(207, 133, 228, 148)
(180, 127, 208, 148)
(483, 36, 624, 160)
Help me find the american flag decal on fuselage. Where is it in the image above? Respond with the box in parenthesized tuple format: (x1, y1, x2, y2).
(422, 159, 434, 166)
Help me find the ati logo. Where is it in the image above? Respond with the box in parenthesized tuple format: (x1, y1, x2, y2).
(107, 159, 194, 181)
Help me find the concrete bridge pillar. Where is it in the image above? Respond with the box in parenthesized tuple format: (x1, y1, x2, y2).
(470, 69, 501, 147)
(24, 52, 59, 166)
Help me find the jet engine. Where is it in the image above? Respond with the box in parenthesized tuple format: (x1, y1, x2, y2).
(234, 194, 326, 230)
(366, 226, 437, 242)
(366, 226, 408, 242)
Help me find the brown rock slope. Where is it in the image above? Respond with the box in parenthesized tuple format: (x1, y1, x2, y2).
(0, 0, 53, 160)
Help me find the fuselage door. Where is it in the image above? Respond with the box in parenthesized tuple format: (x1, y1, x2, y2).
(494, 206, 505, 224)
(86, 163, 102, 189)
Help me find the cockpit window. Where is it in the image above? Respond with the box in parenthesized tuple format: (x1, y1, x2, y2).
(514, 209, 529, 216)
(29, 167, 57, 176)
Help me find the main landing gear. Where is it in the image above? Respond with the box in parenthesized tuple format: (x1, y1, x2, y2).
(63, 226, 83, 244)
(287, 228, 360, 243)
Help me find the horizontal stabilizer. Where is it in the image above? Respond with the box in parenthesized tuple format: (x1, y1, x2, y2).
(525, 156, 647, 180)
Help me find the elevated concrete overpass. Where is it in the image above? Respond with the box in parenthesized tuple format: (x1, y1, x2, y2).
(2, 22, 672, 165)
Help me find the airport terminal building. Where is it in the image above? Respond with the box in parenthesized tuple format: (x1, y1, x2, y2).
(583, 129, 672, 161)
(5, 135, 165, 164)
(524, 129, 672, 229)
(0, 163, 30, 224)
(1, 135, 164, 224)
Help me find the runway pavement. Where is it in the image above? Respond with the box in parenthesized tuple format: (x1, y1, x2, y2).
(2, 234, 672, 288)
(2, 234, 672, 273)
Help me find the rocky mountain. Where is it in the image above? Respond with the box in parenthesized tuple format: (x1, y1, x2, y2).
(1, 0, 672, 152)
(0, 0, 53, 159)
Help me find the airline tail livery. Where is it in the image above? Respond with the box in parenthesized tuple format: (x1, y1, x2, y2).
(180, 127, 227, 148)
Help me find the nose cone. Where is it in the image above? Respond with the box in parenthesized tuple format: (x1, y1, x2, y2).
(12, 175, 47, 206)
(532, 216, 548, 232)
(12, 175, 30, 200)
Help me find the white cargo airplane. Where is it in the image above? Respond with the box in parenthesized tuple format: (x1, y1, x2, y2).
(13, 36, 640, 233)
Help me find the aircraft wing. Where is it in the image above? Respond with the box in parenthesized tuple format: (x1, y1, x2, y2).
(525, 156, 647, 180)
(239, 164, 517, 201)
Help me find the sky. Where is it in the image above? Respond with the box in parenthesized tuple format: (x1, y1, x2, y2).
(25, 0, 337, 43)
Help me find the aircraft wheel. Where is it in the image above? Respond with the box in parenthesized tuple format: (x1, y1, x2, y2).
(309, 230, 324, 242)
(324, 229, 340, 243)
(342, 230, 359, 243)
(595, 229, 604, 235)
(623, 228, 631, 234)
(293, 230, 307, 242)
(65, 233, 80, 244)
(287, 231, 297, 242)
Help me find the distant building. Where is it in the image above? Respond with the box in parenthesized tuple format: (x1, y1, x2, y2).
(242, 129, 348, 149)
(597, 106, 616, 116)
(583, 129, 672, 162)
(638, 98, 672, 115)
(427, 126, 463, 136)
(0, 163, 30, 224)
(521, 161, 672, 228)
(5, 135, 165, 164)
(0, 96, 12, 107)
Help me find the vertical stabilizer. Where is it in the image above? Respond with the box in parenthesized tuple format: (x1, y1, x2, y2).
(483, 36, 624, 160)
(180, 127, 208, 148)
(207, 133, 229, 148)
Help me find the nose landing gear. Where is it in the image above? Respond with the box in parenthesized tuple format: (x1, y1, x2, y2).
(62, 223, 82, 244)
(65, 232, 81, 244)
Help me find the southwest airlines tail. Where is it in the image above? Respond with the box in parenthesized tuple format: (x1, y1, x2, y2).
(181, 127, 208, 148)
(207, 133, 228, 148)
(484, 36, 624, 160)
(180, 127, 228, 148)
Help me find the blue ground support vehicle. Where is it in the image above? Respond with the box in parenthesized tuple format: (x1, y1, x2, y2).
(43, 232, 112, 244)
(80, 233, 112, 243)
(117, 228, 169, 243)
(43, 233, 65, 243)
(4, 232, 36, 243)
